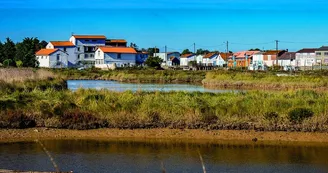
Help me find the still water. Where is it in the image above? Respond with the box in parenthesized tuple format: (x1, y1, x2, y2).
(67, 80, 233, 93)
(0, 140, 328, 173)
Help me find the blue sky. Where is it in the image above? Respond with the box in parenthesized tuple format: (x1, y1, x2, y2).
(0, 0, 328, 52)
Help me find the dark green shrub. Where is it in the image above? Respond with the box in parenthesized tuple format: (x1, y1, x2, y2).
(288, 108, 314, 123)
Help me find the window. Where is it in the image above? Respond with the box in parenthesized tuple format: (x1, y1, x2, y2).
(90, 54, 94, 58)
(56, 54, 60, 61)
(85, 54, 89, 58)
(41, 56, 43, 59)
(324, 52, 328, 56)
(63, 47, 67, 52)
(77, 54, 80, 59)
(316, 52, 322, 56)
(77, 47, 80, 51)
(117, 53, 121, 59)
(92, 40, 96, 42)
(85, 40, 89, 42)
(98, 51, 100, 56)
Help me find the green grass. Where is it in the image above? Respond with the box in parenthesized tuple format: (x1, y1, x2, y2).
(1, 87, 328, 131)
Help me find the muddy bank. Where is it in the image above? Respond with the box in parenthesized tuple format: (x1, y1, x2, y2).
(1, 128, 328, 143)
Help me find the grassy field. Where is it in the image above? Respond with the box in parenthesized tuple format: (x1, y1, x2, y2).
(1, 68, 328, 131)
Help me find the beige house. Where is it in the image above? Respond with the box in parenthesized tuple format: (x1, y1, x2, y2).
(315, 46, 328, 65)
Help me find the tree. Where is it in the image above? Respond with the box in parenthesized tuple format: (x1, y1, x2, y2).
(147, 47, 159, 56)
(181, 49, 192, 55)
(39, 40, 48, 49)
(0, 41, 3, 63)
(196, 49, 210, 55)
(144, 56, 163, 68)
(15, 37, 40, 67)
(249, 48, 261, 51)
(2, 38, 16, 66)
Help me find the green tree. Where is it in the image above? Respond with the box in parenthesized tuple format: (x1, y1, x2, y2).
(147, 47, 159, 56)
(3, 59, 12, 67)
(39, 40, 48, 49)
(196, 49, 210, 55)
(2, 38, 16, 66)
(181, 49, 192, 55)
(0, 41, 3, 63)
(145, 56, 163, 68)
(249, 48, 261, 51)
(15, 37, 40, 67)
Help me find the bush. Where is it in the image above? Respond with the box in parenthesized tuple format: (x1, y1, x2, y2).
(3, 59, 12, 67)
(288, 108, 314, 123)
(264, 112, 279, 120)
(15, 60, 23, 67)
(60, 109, 108, 130)
(0, 110, 36, 128)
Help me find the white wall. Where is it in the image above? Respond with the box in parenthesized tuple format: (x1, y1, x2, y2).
(154, 52, 180, 66)
(295, 53, 316, 67)
(217, 55, 226, 66)
(37, 55, 50, 67)
(37, 50, 68, 68)
(180, 56, 195, 66)
(96, 51, 136, 67)
(196, 55, 203, 65)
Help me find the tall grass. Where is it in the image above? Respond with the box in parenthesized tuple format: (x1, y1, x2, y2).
(1, 88, 328, 131)
(0, 68, 56, 83)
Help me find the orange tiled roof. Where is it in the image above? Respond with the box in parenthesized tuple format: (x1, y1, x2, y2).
(35, 49, 58, 55)
(107, 39, 127, 43)
(98, 47, 137, 54)
(203, 53, 217, 59)
(50, 41, 74, 47)
(233, 51, 260, 58)
(181, 54, 194, 58)
(219, 53, 233, 60)
(72, 35, 106, 39)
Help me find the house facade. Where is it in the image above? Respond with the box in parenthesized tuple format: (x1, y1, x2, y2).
(95, 47, 137, 69)
(36, 49, 68, 68)
(295, 48, 316, 68)
(46, 41, 76, 67)
(315, 46, 328, 65)
(69, 35, 106, 66)
(278, 52, 296, 70)
(195, 55, 204, 65)
(202, 53, 218, 66)
(228, 51, 259, 68)
(180, 54, 196, 66)
(154, 52, 180, 67)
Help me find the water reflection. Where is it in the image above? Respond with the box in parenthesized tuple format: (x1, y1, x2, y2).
(0, 140, 328, 173)
(67, 80, 235, 93)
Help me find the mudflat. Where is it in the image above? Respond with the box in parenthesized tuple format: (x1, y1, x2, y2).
(1, 128, 328, 144)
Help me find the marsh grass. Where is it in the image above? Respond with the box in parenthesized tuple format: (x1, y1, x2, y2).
(1, 87, 328, 131)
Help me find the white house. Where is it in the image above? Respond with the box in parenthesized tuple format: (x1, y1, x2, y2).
(95, 47, 137, 69)
(278, 52, 296, 70)
(154, 52, 180, 66)
(69, 35, 106, 66)
(180, 54, 196, 66)
(36, 49, 68, 68)
(202, 53, 218, 66)
(195, 55, 204, 65)
(46, 41, 76, 67)
(250, 52, 265, 70)
(295, 48, 316, 68)
(217, 53, 228, 67)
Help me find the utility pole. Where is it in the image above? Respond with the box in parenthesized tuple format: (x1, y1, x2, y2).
(193, 43, 196, 55)
(275, 40, 279, 66)
(226, 41, 229, 68)
(165, 45, 167, 65)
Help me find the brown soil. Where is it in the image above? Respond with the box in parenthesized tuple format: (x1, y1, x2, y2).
(1, 128, 328, 144)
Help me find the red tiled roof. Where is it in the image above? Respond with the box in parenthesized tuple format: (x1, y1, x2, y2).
(233, 51, 260, 58)
(98, 47, 137, 54)
(50, 41, 74, 47)
(219, 53, 233, 60)
(181, 54, 194, 58)
(35, 49, 58, 55)
(72, 35, 106, 39)
(203, 53, 217, 59)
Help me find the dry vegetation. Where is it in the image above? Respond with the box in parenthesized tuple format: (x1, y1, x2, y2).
(0, 68, 56, 83)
